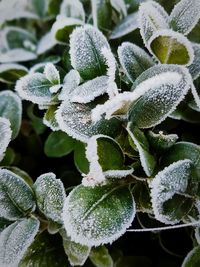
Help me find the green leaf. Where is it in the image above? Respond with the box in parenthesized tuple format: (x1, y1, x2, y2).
(0, 169, 35, 220)
(0, 217, 40, 267)
(0, 218, 11, 233)
(139, 1, 169, 45)
(146, 130, 178, 152)
(128, 65, 191, 128)
(19, 230, 69, 267)
(74, 142, 90, 174)
(43, 105, 60, 131)
(181, 246, 200, 267)
(132, 181, 152, 213)
(15, 73, 54, 105)
(52, 16, 83, 44)
(56, 100, 121, 143)
(27, 104, 47, 135)
(92, 0, 112, 30)
(89, 246, 113, 267)
(60, 0, 85, 21)
(83, 135, 132, 186)
(44, 63, 60, 85)
(0, 90, 22, 139)
(188, 43, 200, 80)
(69, 25, 110, 79)
(169, 0, 200, 35)
(63, 185, 135, 246)
(127, 123, 156, 176)
(31, 0, 48, 18)
(0, 118, 12, 159)
(118, 42, 154, 83)
(110, 12, 138, 40)
(33, 173, 66, 224)
(0, 63, 28, 84)
(150, 159, 193, 224)
(149, 29, 194, 65)
(161, 142, 200, 179)
(60, 228, 91, 266)
(44, 131, 75, 157)
(5, 167, 33, 187)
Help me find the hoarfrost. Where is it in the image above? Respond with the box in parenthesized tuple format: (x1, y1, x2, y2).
(191, 84, 200, 110)
(0, 217, 39, 267)
(118, 42, 154, 83)
(60, 0, 85, 21)
(150, 159, 192, 225)
(44, 63, 60, 85)
(0, 117, 12, 157)
(37, 31, 57, 55)
(188, 43, 200, 80)
(110, 0, 127, 17)
(0, 48, 37, 63)
(169, 0, 200, 35)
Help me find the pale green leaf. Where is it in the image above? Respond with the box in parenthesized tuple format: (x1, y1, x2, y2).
(92, 0, 112, 30)
(0, 118, 12, 158)
(89, 246, 113, 267)
(0, 63, 28, 84)
(181, 246, 200, 267)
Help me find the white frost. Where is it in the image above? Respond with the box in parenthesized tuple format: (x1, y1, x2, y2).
(191, 84, 200, 110)
(0, 117, 12, 158)
(60, 0, 85, 21)
(37, 31, 57, 55)
(0, 48, 36, 63)
(44, 63, 60, 85)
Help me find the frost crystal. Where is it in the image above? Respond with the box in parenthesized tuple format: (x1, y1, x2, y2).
(44, 63, 60, 85)
(169, 0, 200, 35)
(0, 117, 12, 158)
(0, 48, 36, 63)
(60, 0, 85, 21)
(71, 76, 109, 103)
(0, 218, 39, 267)
(188, 43, 200, 80)
(150, 159, 192, 225)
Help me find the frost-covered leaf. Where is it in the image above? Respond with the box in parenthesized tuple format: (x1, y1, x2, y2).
(139, 1, 169, 45)
(128, 65, 191, 128)
(150, 159, 193, 224)
(191, 84, 200, 110)
(0, 169, 36, 220)
(110, 0, 127, 17)
(188, 43, 200, 80)
(58, 69, 81, 101)
(0, 217, 39, 267)
(69, 25, 110, 79)
(60, 0, 85, 21)
(37, 31, 57, 55)
(0, 48, 37, 63)
(70, 76, 109, 103)
(19, 230, 69, 267)
(132, 182, 152, 213)
(118, 42, 154, 83)
(127, 123, 156, 176)
(15, 73, 53, 105)
(0, 90, 22, 139)
(148, 29, 194, 65)
(83, 135, 132, 187)
(0, 118, 12, 158)
(44, 63, 60, 85)
(169, 0, 200, 35)
(146, 130, 178, 152)
(43, 105, 60, 131)
(56, 101, 121, 143)
(60, 228, 91, 266)
(74, 142, 90, 174)
(181, 246, 200, 267)
(0, 63, 28, 84)
(91, 0, 112, 30)
(44, 131, 75, 157)
(161, 142, 200, 178)
(33, 172, 66, 224)
(89, 246, 113, 267)
(63, 184, 135, 246)
(52, 16, 83, 44)
(110, 12, 139, 39)
(31, 0, 48, 18)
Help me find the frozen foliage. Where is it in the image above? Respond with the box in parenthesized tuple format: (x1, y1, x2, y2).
(60, 229, 91, 266)
(148, 29, 194, 66)
(15, 73, 53, 105)
(0, 90, 22, 139)
(181, 246, 200, 267)
(129, 66, 192, 128)
(188, 43, 200, 80)
(0, 63, 28, 83)
(139, 1, 169, 45)
(33, 173, 66, 224)
(191, 84, 200, 110)
(62, 185, 135, 246)
(0, 48, 37, 63)
(127, 123, 156, 176)
(169, 0, 200, 35)
(110, 0, 127, 17)
(0, 169, 36, 220)
(43, 106, 60, 131)
(0, 217, 39, 267)
(150, 160, 192, 224)
(44, 63, 60, 85)
(71, 76, 109, 103)
(37, 32, 57, 55)
(110, 12, 139, 40)
(56, 100, 121, 142)
(118, 42, 154, 83)
(60, 0, 85, 21)
(0, 118, 12, 157)
(69, 25, 110, 79)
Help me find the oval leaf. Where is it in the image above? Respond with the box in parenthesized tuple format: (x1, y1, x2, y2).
(0, 118, 12, 157)
(182, 246, 200, 267)
(188, 43, 200, 80)
(63, 185, 135, 246)
(92, 0, 112, 30)
(69, 25, 110, 79)
(89, 246, 113, 267)
(0, 63, 28, 84)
